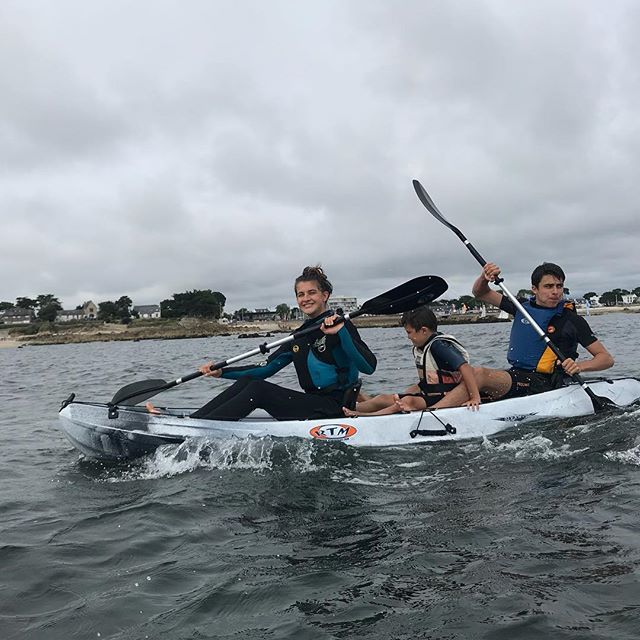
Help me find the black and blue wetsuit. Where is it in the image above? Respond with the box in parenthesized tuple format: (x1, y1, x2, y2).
(191, 311, 377, 421)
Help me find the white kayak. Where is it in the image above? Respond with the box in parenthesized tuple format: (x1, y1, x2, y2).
(58, 377, 640, 461)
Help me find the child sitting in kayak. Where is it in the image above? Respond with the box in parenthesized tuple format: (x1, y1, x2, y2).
(343, 306, 480, 416)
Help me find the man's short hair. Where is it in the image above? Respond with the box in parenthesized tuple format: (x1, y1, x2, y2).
(531, 262, 565, 288)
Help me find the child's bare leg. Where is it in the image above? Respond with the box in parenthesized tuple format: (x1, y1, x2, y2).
(353, 393, 398, 413)
(342, 385, 424, 417)
(343, 394, 406, 417)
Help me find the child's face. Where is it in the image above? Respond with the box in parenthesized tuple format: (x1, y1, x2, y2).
(404, 325, 432, 348)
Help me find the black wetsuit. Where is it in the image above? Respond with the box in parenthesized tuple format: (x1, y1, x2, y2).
(191, 312, 377, 421)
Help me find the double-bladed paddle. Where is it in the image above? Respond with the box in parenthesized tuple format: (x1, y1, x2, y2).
(412, 179, 611, 411)
(110, 274, 448, 406)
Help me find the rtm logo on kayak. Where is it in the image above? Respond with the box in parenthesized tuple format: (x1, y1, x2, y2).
(310, 424, 358, 440)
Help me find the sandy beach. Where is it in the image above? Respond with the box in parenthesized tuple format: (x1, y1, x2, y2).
(0, 338, 21, 349)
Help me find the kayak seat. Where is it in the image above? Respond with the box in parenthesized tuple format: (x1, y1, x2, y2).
(342, 379, 363, 410)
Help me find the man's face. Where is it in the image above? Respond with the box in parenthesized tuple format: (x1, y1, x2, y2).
(532, 275, 564, 308)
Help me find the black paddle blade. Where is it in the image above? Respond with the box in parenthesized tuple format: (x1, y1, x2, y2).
(110, 379, 168, 406)
(360, 275, 448, 315)
(412, 180, 466, 239)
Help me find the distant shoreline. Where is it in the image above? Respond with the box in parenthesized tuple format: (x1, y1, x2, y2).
(1, 305, 638, 349)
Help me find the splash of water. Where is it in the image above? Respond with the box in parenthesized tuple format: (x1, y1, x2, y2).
(103, 435, 354, 481)
(482, 433, 587, 460)
(604, 444, 640, 466)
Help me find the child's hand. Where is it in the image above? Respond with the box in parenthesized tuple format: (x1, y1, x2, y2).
(463, 395, 481, 411)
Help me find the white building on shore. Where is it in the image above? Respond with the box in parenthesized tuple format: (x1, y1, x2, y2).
(330, 296, 359, 314)
(133, 305, 161, 319)
(58, 301, 98, 322)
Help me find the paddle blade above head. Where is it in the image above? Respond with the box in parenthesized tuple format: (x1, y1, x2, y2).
(412, 180, 467, 241)
(358, 275, 448, 316)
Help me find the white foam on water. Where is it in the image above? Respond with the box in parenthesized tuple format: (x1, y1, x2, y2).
(107, 436, 324, 481)
(567, 422, 593, 435)
(604, 444, 640, 466)
(332, 467, 450, 488)
(482, 433, 588, 460)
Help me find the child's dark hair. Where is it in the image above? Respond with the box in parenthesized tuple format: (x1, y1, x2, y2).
(401, 305, 437, 331)
(294, 265, 333, 294)
(531, 262, 565, 288)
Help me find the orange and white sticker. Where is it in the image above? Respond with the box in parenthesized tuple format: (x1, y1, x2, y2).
(309, 424, 357, 440)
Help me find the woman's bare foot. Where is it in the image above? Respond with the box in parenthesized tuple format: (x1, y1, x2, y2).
(342, 406, 359, 417)
(145, 401, 163, 415)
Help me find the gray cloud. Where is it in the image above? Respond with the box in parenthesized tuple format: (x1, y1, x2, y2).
(1, 0, 638, 315)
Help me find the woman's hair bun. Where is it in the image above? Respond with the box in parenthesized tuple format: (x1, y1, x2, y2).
(295, 265, 333, 294)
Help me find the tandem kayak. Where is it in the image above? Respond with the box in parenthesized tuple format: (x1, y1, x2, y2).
(58, 378, 640, 461)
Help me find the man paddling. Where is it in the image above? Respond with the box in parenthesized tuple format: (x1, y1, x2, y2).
(434, 262, 614, 406)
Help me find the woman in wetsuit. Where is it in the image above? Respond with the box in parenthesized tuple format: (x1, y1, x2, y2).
(188, 266, 377, 421)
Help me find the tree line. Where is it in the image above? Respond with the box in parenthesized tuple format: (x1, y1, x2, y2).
(583, 287, 640, 306)
(3, 284, 639, 325)
(0, 294, 63, 322)
(0, 289, 227, 324)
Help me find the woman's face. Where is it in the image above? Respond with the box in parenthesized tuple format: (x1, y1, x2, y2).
(295, 279, 329, 318)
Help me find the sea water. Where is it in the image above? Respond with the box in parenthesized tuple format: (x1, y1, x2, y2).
(1, 314, 639, 639)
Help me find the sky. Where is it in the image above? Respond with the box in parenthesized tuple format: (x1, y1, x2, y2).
(1, 0, 639, 313)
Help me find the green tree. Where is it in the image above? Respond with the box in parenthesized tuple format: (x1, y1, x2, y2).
(36, 294, 62, 321)
(161, 290, 226, 319)
(115, 296, 132, 322)
(98, 301, 119, 322)
(38, 305, 58, 322)
(36, 294, 59, 308)
(583, 291, 598, 300)
(0, 301, 14, 311)
(233, 308, 250, 321)
(275, 303, 291, 320)
(633, 287, 640, 297)
(599, 291, 618, 306)
(16, 296, 37, 309)
(456, 295, 478, 310)
(98, 296, 133, 323)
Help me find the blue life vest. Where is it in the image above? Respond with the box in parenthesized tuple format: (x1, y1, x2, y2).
(507, 298, 569, 372)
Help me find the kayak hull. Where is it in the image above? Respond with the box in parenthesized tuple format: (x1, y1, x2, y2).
(58, 378, 640, 461)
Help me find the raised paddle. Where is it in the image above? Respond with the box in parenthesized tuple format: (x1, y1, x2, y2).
(412, 179, 611, 411)
(110, 274, 448, 407)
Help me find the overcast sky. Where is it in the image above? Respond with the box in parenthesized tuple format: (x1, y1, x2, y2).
(2, 0, 639, 313)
